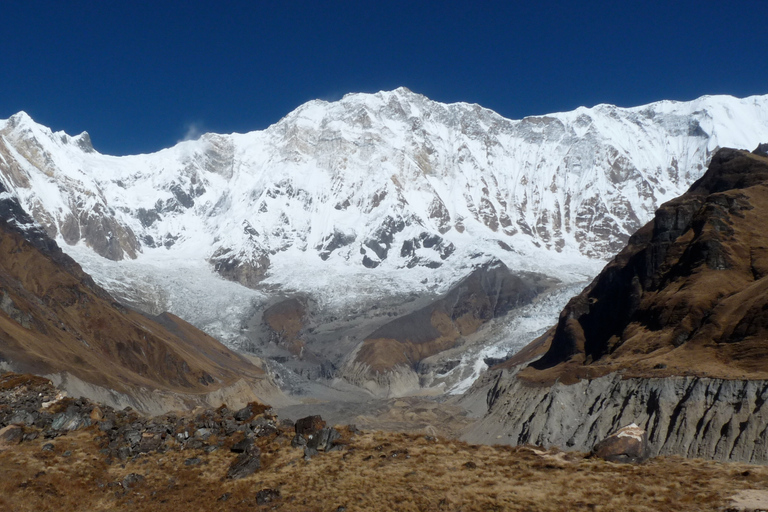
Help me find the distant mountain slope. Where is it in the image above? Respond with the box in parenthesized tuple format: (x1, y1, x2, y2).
(0, 186, 273, 413)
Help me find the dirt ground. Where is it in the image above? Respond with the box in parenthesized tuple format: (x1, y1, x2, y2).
(1, 424, 767, 512)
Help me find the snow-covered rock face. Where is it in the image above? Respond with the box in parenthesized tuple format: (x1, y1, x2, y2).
(0, 89, 767, 393)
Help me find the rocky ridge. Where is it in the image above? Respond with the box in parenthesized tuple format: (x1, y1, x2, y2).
(463, 370, 768, 463)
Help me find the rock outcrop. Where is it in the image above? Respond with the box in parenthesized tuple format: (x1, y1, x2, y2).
(592, 423, 649, 463)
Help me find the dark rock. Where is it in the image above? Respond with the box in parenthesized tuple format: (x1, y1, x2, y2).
(117, 446, 131, 461)
(234, 404, 255, 422)
(227, 450, 262, 479)
(592, 423, 650, 463)
(483, 357, 507, 367)
(137, 434, 163, 453)
(41, 443, 55, 451)
(0, 425, 24, 446)
(186, 439, 204, 450)
(51, 410, 91, 431)
(194, 427, 213, 439)
(253, 423, 278, 438)
(307, 427, 342, 452)
(295, 415, 326, 437)
(255, 488, 280, 505)
(184, 457, 201, 466)
(9, 410, 35, 426)
(124, 430, 142, 446)
(291, 434, 307, 448)
(231, 437, 254, 454)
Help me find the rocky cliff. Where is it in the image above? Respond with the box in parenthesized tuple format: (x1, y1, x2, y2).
(462, 147, 768, 462)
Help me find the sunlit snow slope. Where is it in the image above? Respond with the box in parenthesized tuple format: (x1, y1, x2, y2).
(1, 88, 767, 393)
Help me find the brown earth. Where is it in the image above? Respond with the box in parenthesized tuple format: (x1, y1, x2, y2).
(0, 207, 264, 397)
(356, 262, 557, 372)
(1, 413, 767, 511)
(520, 148, 768, 385)
(262, 297, 307, 356)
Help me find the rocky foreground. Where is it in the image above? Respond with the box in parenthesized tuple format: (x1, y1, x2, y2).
(2, 372, 768, 512)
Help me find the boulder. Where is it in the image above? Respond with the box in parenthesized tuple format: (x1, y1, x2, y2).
(0, 425, 23, 448)
(307, 427, 342, 453)
(234, 404, 255, 422)
(51, 410, 91, 431)
(231, 436, 254, 454)
(9, 410, 36, 426)
(592, 423, 649, 463)
(256, 488, 280, 505)
(227, 449, 262, 479)
(295, 415, 325, 437)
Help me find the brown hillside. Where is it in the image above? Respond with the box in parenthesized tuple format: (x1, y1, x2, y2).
(0, 203, 264, 396)
(356, 262, 557, 372)
(521, 148, 768, 384)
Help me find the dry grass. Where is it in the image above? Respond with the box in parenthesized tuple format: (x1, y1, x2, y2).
(0, 425, 765, 511)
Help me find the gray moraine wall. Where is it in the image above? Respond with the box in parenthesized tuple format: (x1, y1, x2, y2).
(462, 370, 768, 464)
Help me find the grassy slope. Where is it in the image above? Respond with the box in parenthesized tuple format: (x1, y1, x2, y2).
(1, 424, 767, 511)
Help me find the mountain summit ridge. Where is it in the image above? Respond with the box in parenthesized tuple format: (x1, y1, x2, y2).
(1, 90, 767, 394)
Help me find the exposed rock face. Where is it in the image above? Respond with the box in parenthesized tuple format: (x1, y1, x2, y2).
(262, 297, 308, 356)
(463, 371, 768, 463)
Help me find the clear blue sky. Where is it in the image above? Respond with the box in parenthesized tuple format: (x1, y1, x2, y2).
(2, 1, 766, 155)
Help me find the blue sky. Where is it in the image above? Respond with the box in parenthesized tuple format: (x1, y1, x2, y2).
(2, 1, 766, 155)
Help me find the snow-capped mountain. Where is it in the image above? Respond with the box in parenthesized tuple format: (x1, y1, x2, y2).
(1, 88, 767, 395)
